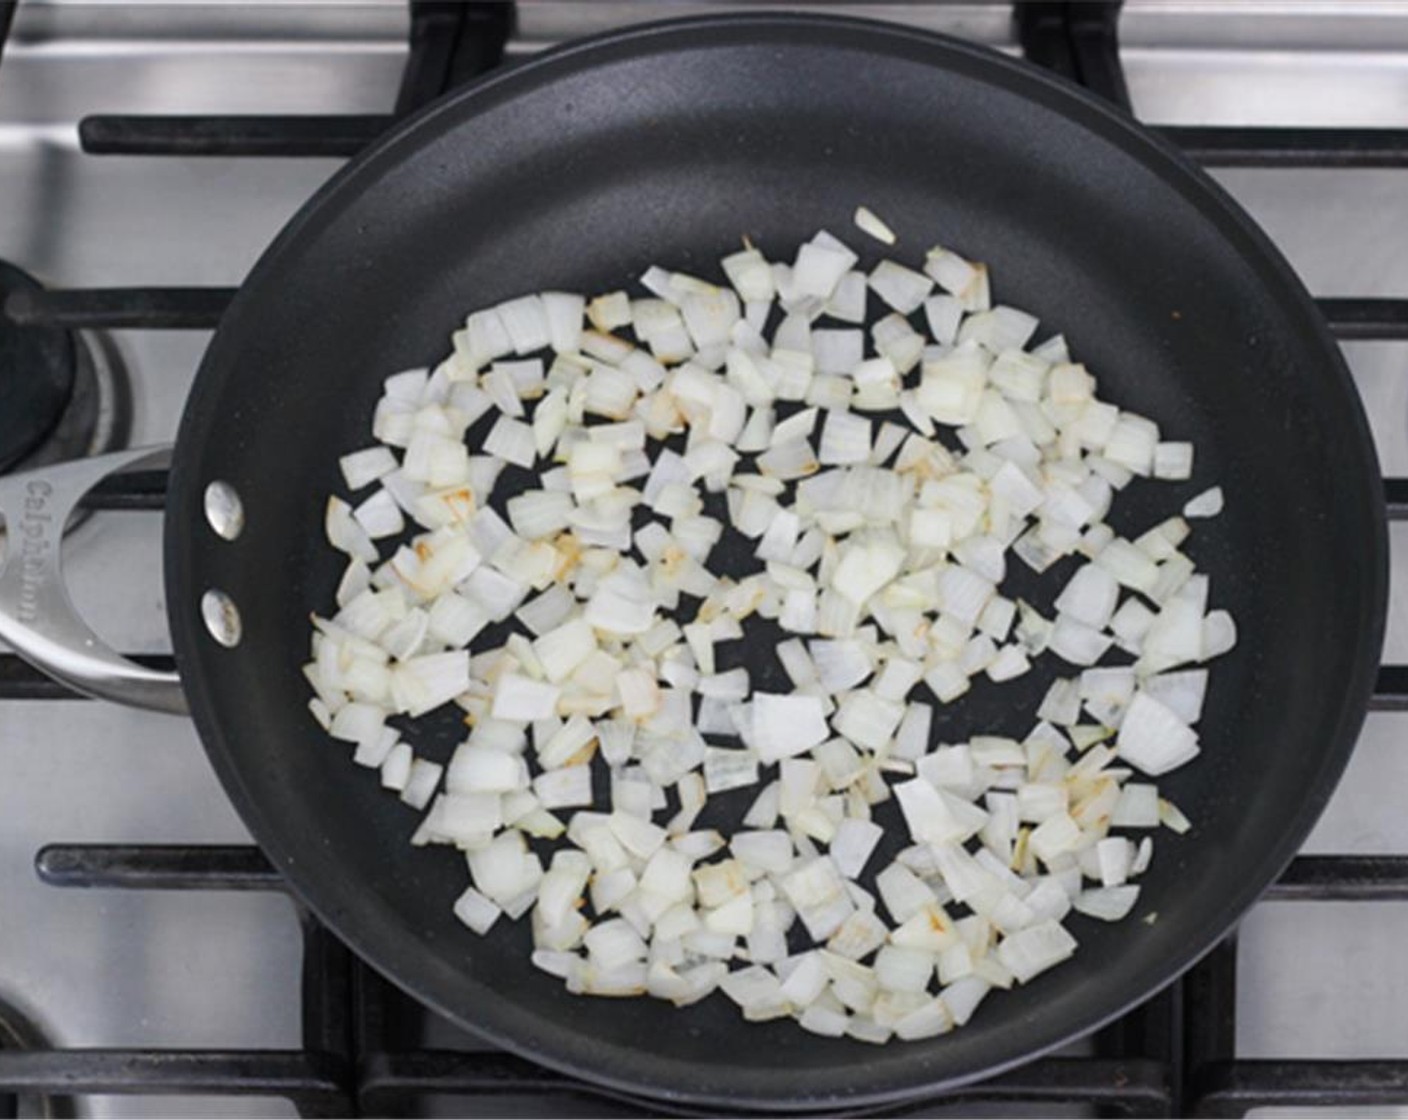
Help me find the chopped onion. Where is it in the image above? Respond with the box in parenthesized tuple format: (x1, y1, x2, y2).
(869, 260, 933, 315)
(704, 747, 760, 794)
(995, 919, 1077, 983)
(1184, 486, 1224, 519)
(830, 817, 884, 879)
(311, 228, 1234, 1043)
(1074, 885, 1140, 921)
(453, 886, 502, 934)
(854, 205, 897, 245)
(1116, 691, 1200, 776)
(1054, 564, 1119, 630)
(751, 694, 830, 763)
(793, 232, 858, 300)
(340, 446, 398, 491)
(492, 673, 561, 723)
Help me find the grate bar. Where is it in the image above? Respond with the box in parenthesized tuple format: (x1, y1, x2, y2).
(1019, 2, 1132, 112)
(358, 1053, 1170, 1117)
(1191, 1060, 1408, 1118)
(1182, 938, 1237, 1112)
(1266, 856, 1408, 901)
(1370, 664, 1408, 708)
(35, 844, 279, 891)
(397, 1, 512, 115)
(4, 286, 234, 330)
(8, 294, 1405, 345)
(32, 845, 1408, 902)
(0, 1049, 347, 1102)
(1160, 126, 1408, 168)
(7, 305, 1406, 360)
(1388, 478, 1408, 523)
(79, 115, 390, 158)
(1318, 297, 1408, 341)
(75, 113, 1408, 169)
(299, 919, 354, 1071)
(7, 654, 1408, 707)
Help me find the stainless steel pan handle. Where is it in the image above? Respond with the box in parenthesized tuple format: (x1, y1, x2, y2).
(0, 447, 188, 715)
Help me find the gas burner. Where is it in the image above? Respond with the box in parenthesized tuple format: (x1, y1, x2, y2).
(0, 262, 74, 472)
(0, 262, 130, 476)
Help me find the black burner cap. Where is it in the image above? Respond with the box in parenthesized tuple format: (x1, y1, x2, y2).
(0, 262, 77, 473)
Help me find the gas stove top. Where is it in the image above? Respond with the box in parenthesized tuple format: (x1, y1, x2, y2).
(1, 2, 1407, 1116)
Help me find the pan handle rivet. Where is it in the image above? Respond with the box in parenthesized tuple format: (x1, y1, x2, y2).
(201, 589, 242, 648)
(203, 481, 244, 541)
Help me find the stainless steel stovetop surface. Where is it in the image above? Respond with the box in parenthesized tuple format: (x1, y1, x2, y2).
(1, 3, 1406, 1117)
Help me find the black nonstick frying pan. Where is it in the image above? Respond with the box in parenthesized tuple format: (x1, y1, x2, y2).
(0, 13, 1387, 1111)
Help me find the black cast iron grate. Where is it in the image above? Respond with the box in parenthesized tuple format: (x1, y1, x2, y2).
(2, 2, 1407, 1116)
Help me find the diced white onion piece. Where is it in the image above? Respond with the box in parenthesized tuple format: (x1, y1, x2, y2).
(1203, 610, 1238, 660)
(1103, 413, 1159, 475)
(779, 952, 828, 1006)
(829, 909, 889, 962)
(940, 976, 991, 1026)
(986, 645, 1030, 682)
(798, 1002, 849, 1038)
(874, 945, 936, 993)
(781, 857, 854, 939)
(812, 329, 864, 375)
(453, 885, 502, 934)
(1117, 691, 1200, 776)
(584, 568, 657, 636)
(402, 755, 444, 811)
(1153, 441, 1193, 480)
(810, 640, 873, 692)
(533, 764, 593, 810)
(493, 673, 561, 723)
(869, 260, 933, 314)
(876, 862, 937, 924)
(1184, 486, 1224, 518)
(1110, 782, 1160, 828)
(996, 920, 1077, 983)
(891, 703, 933, 761)
(704, 747, 760, 794)
(1048, 616, 1113, 667)
(1054, 564, 1119, 630)
(483, 416, 536, 468)
(1097, 539, 1159, 594)
(393, 653, 470, 717)
(793, 233, 858, 300)
(1141, 669, 1207, 725)
(833, 691, 904, 752)
(340, 446, 398, 491)
(326, 496, 378, 562)
(854, 205, 897, 245)
(466, 832, 539, 907)
(825, 270, 868, 323)
(731, 830, 795, 874)
(819, 411, 872, 465)
(830, 817, 884, 879)
(743, 782, 782, 829)
(1096, 837, 1132, 887)
(751, 693, 830, 763)
(1074, 885, 1141, 922)
(924, 246, 989, 311)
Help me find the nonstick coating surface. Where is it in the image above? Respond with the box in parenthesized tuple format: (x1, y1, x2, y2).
(165, 15, 1386, 1109)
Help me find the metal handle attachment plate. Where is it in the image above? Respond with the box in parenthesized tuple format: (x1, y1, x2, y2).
(0, 446, 188, 715)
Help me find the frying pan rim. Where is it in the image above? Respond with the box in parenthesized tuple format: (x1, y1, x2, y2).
(165, 10, 1388, 1108)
